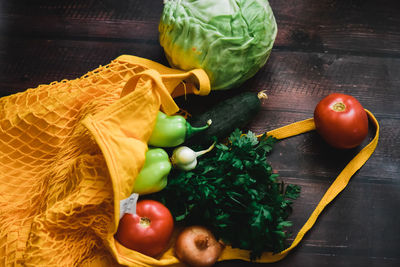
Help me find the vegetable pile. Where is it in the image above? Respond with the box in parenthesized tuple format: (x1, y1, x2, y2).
(115, 91, 371, 264)
(116, 91, 302, 263)
(152, 129, 300, 259)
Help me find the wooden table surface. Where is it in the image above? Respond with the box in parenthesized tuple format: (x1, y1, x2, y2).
(1, 0, 399, 266)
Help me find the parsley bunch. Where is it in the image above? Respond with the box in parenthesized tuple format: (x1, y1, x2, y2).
(153, 129, 300, 259)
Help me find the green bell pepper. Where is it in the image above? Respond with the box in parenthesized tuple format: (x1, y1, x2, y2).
(132, 148, 172, 195)
(148, 111, 210, 147)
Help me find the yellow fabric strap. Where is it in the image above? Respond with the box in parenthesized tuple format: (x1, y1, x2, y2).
(220, 109, 379, 263)
(116, 55, 211, 97)
(120, 69, 180, 115)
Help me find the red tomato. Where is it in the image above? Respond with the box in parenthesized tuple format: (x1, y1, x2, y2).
(314, 93, 368, 149)
(115, 199, 174, 257)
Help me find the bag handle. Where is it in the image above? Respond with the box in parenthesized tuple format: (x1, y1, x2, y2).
(120, 69, 180, 115)
(164, 69, 211, 97)
(219, 109, 379, 262)
(116, 55, 211, 99)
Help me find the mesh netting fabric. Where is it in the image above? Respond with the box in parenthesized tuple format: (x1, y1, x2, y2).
(0, 55, 209, 266)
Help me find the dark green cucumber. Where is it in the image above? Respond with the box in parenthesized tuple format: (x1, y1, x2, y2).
(186, 91, 264, 146)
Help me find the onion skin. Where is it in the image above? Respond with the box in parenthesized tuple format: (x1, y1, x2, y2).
(175, 226, 223, 267)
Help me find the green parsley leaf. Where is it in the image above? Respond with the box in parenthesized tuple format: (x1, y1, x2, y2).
(152, 129, 300, 259)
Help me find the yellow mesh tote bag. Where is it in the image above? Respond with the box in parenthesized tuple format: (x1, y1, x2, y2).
(0, 55, 210, 266)
(0, 53, 379, 266)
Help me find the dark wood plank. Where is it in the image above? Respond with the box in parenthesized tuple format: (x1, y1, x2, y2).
(0, 0, 400, 56)
(0, 38, 168, 96)
(247, 50, 400, 118)
(1, 0, 400, 55)
(0, 0, 162, 40)
(270, 0, 400, 56)
(1, 39, 399, 117)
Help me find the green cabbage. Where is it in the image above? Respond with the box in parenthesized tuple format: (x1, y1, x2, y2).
(159, 0, 277, 90)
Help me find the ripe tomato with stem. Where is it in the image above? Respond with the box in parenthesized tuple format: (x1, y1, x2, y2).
(115, 199, 174, 257)
(314, 93, 369, 149)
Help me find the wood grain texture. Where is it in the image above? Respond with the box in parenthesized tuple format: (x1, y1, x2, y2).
(1, 0, 399, 55)
(0, 0, 399, 266)
(270, 0, 400, 56)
